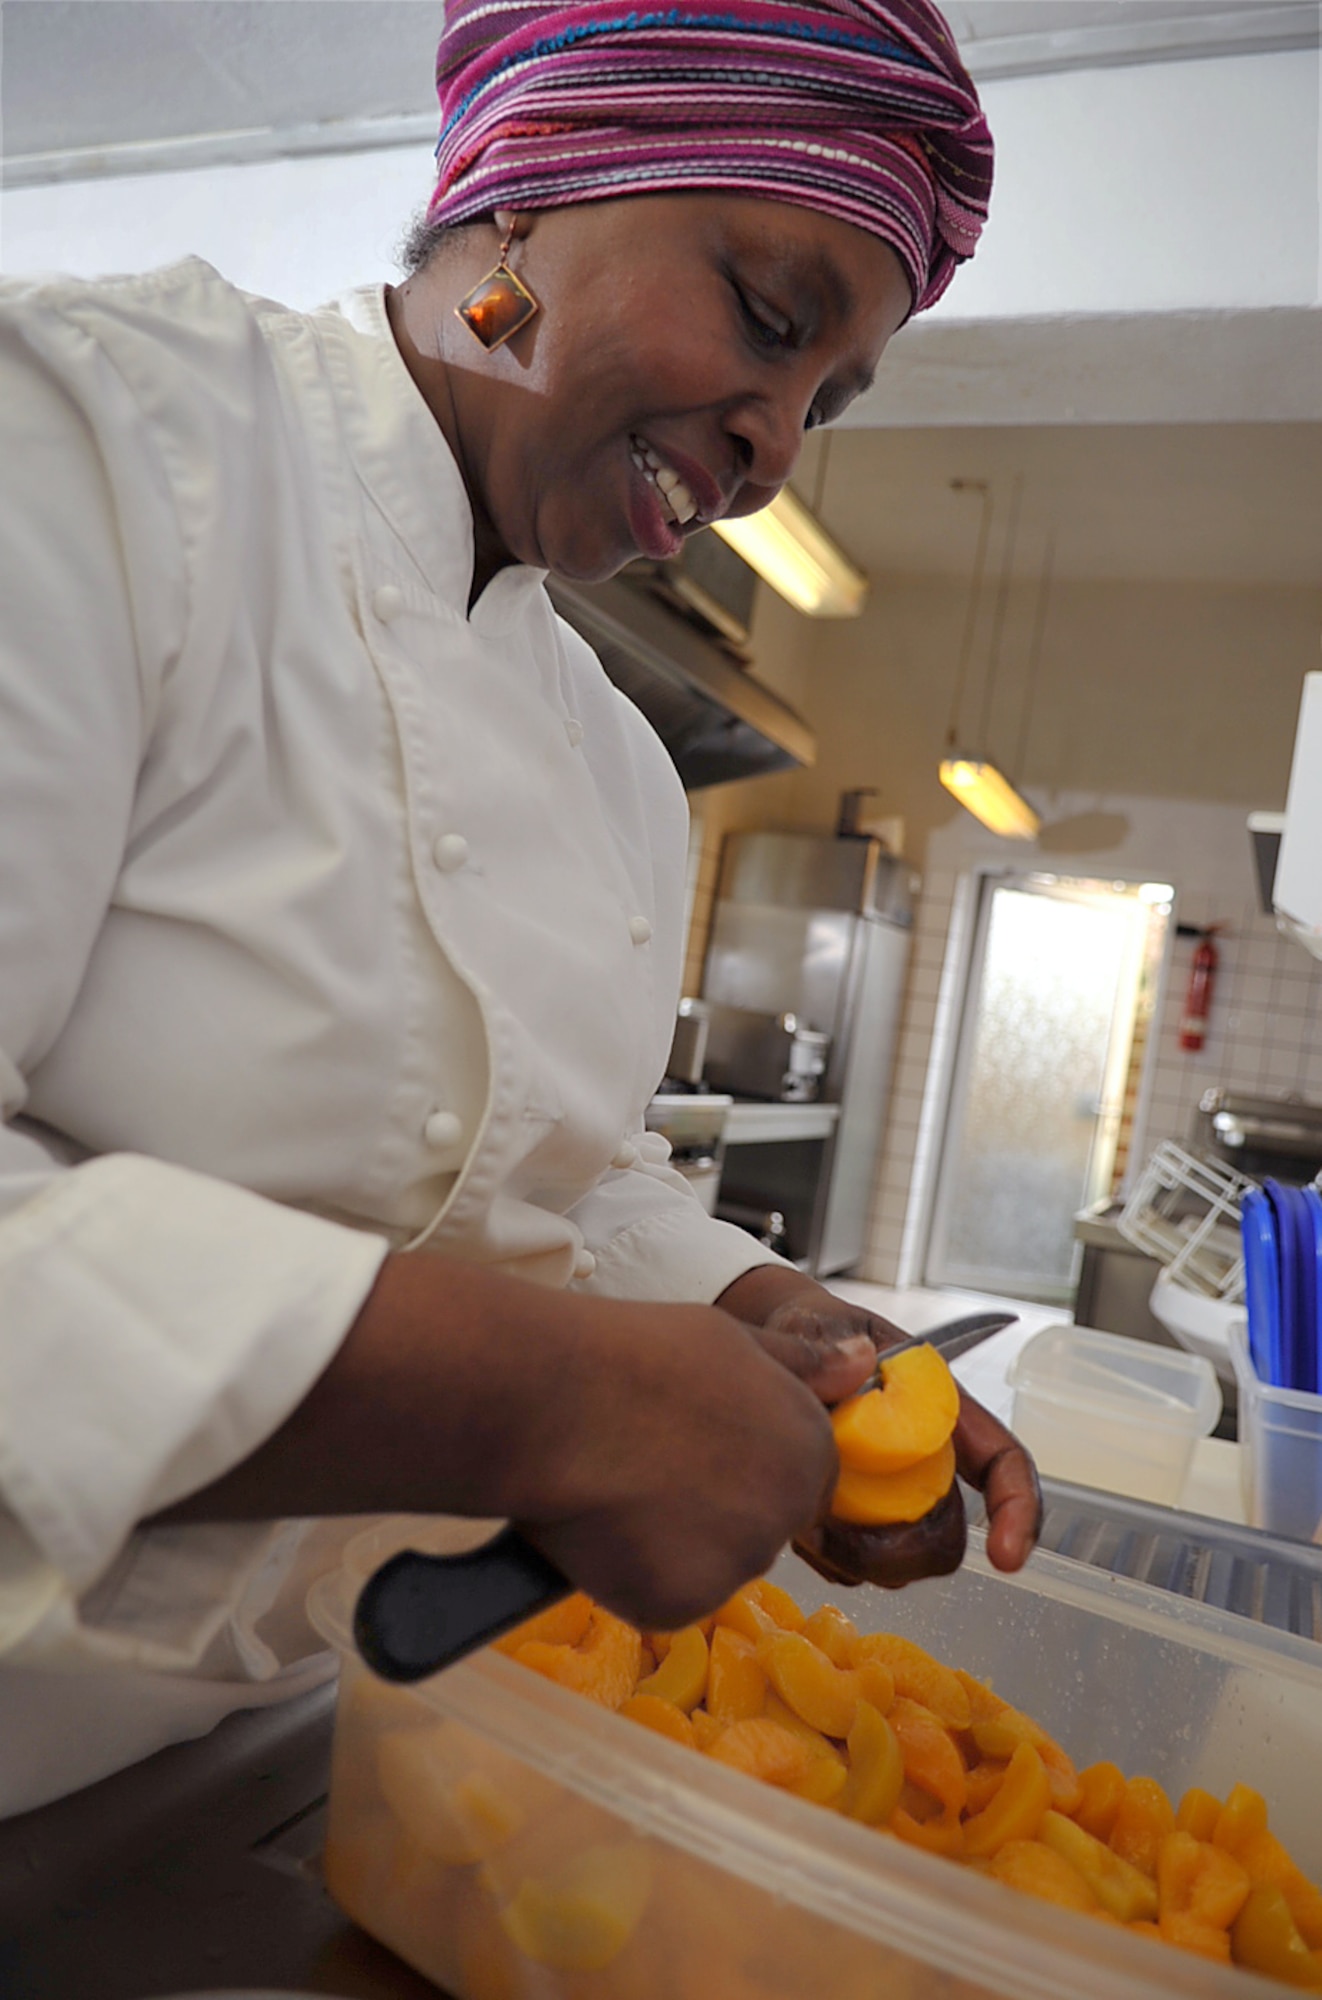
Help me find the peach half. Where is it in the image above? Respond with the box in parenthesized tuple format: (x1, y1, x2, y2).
(830, 1344, 961, 1476)
(831, 1437, 957, 1526)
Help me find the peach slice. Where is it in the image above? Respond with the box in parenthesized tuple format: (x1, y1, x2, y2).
(831, 1437, 957, 1525)
(831, 1345, 961, 1476)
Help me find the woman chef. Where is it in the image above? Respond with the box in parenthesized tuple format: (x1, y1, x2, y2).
(0, 0, 1039, 1814)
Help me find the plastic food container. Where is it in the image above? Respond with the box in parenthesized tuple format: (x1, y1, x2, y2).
(1007, 1323, 1222, 1505)
(308, 1519, 1322, 2000)
(1231, 1317, 1322, 1544)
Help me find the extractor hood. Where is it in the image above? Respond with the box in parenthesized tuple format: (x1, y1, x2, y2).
(548, 574, 816, 790)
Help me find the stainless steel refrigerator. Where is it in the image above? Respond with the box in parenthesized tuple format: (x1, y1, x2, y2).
(700, 831, 917, 1275)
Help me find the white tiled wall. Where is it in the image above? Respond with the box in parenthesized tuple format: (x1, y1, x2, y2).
(1143, 888, 1322, 1150)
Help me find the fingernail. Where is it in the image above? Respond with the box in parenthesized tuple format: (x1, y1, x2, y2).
(832, 1333, 876, 1359)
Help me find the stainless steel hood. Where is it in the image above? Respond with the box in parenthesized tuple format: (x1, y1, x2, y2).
(548, 575, 816, 790)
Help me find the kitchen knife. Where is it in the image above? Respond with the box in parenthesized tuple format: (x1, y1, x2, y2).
(351, 1308, 1018, 1684)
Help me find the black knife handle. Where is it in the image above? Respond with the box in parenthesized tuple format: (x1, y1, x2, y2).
(353, 1526, 571, 1683)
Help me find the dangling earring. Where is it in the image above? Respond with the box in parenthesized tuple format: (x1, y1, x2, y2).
(455, 219, 541, 351)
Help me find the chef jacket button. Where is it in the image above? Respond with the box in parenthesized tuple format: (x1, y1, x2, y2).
(424, 1109, 464, 1150)
(372, 583, 404, 625)
(564, 717, 585, 748)
(573, 1249, 597, 1280)
(612, 1141, 639, 1170)
(432, 832, 469, 873)
(628, 915, 653, 946)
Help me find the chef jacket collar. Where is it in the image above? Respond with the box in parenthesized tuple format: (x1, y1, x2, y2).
(326, 284, 549, 634)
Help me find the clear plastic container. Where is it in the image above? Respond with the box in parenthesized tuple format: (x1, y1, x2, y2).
(1007, 1323, 1222, 1505)
(1231, 1317, 1322, 1544)
(308, 1521, 1322, 2000)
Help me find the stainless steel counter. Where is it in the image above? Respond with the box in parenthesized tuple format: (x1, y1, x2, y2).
(1072, 1198, 1179, 1347)
(0, 1684, 440, 2000)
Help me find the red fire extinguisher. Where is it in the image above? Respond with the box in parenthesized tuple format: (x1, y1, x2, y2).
(1178, 927, 1220, 1052)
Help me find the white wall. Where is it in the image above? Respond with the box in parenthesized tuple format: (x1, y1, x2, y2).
(0, 139, 433, 301)
(932, 48, 1321, 323)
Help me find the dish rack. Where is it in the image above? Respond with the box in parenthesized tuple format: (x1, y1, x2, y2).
(1118, 1140, 1256, 1300)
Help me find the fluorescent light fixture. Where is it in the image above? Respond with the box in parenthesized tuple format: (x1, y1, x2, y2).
(713, 486, 868, 618)
(939, 756, 1041, 840)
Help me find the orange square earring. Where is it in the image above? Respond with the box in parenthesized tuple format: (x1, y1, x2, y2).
(455, 221, 540, 351)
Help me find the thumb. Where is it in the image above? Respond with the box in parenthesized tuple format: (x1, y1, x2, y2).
(747, 1323, 877, 1406)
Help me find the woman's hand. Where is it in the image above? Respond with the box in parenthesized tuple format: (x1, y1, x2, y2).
(153, 1252, 877, 1633)
(715, 1267, 1043, 1588)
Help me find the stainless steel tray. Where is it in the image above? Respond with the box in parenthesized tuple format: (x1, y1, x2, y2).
(969, 1474, 1322, 1643)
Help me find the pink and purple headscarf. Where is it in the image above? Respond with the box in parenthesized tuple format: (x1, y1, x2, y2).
(425, 1, 993, 316)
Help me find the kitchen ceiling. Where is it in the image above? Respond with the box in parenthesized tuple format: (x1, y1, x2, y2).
(2, 0, 1314, 170)
(806, 421, 1322, 588)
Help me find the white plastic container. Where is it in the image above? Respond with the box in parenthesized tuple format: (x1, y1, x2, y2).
(1231, 1318, 1322, 1544)
(1007, 1323, 1222, 1505)
(309, 1523, 1322, 2000)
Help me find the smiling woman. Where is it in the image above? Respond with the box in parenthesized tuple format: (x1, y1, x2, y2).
(388, 193, 913, 588)
(0, 0, 1030, 1820)
(390, 0, 992, 593)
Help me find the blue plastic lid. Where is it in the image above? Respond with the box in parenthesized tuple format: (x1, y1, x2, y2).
(1241, 1186, 1283, 1386)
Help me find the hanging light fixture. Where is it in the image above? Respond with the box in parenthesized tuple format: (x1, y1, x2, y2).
(939, 475, 1041, 841)
(713, 434, 868, 618)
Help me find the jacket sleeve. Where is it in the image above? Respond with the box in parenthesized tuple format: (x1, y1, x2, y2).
(0, 278, 388, 1640)
(564, 1138, 792, 1303)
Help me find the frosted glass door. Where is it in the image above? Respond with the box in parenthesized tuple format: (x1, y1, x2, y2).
(925, 876, 1151, 1305)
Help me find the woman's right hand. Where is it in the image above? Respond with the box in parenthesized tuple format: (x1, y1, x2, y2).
(510, 1293, 878, 1631)
(153, 1252, 875, 1633)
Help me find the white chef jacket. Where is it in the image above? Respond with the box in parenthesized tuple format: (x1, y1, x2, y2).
(0, 257, 782, 1814)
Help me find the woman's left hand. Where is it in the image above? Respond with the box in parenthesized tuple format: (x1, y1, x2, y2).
(715, 1267, 1043, 1587)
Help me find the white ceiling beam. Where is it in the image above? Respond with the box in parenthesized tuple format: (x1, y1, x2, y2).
(847, 308, 1322, 426)
(956, 4, 1318, 80)
(1, 113, 439, 191)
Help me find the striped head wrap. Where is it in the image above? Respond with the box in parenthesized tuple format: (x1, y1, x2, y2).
(426, 1, 992, 316)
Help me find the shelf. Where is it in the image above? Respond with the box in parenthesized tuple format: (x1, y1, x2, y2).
(723, 1100, 840, 1146)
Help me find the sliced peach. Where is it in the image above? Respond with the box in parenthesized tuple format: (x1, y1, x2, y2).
(634, 1623, 708, 1713)
(887, 1695, 967, 1818)
(962, 1741, 1051, 1858)
(842, 1699, 904, 1826)
(618, 1694, 696, 1748)
(1157, 1830, 1250, 1934)
(713, 1586, 777, 1643)
(758, 1630, 862, 1739)
(493, 1592, 593, 1656)
(745, 1577, 806, 1631)
(1175, 1786, 1222, 1843)
(513, 1607, 642, 1710)
(987, 1838, 1100, 1913)
(1073, 1760, 1128, 1841)
(706, 1716, 816, 1788)
(761, 1691, 845, 1766)
(1110, 1775, 1175, 1879)
(498, 1840, 652, 1973)
(851, 1632, 970, 1730)
(831, 1438, 956, 1525)
(801, 1603, 859, 1667)
(376, 1729, 524, 1867)
(969, 1705, 1082, 1815)
(1040, 1810, 1158, 1923)
(831, 1344, 961, 1476)
(706, 1625, 769, 1725)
